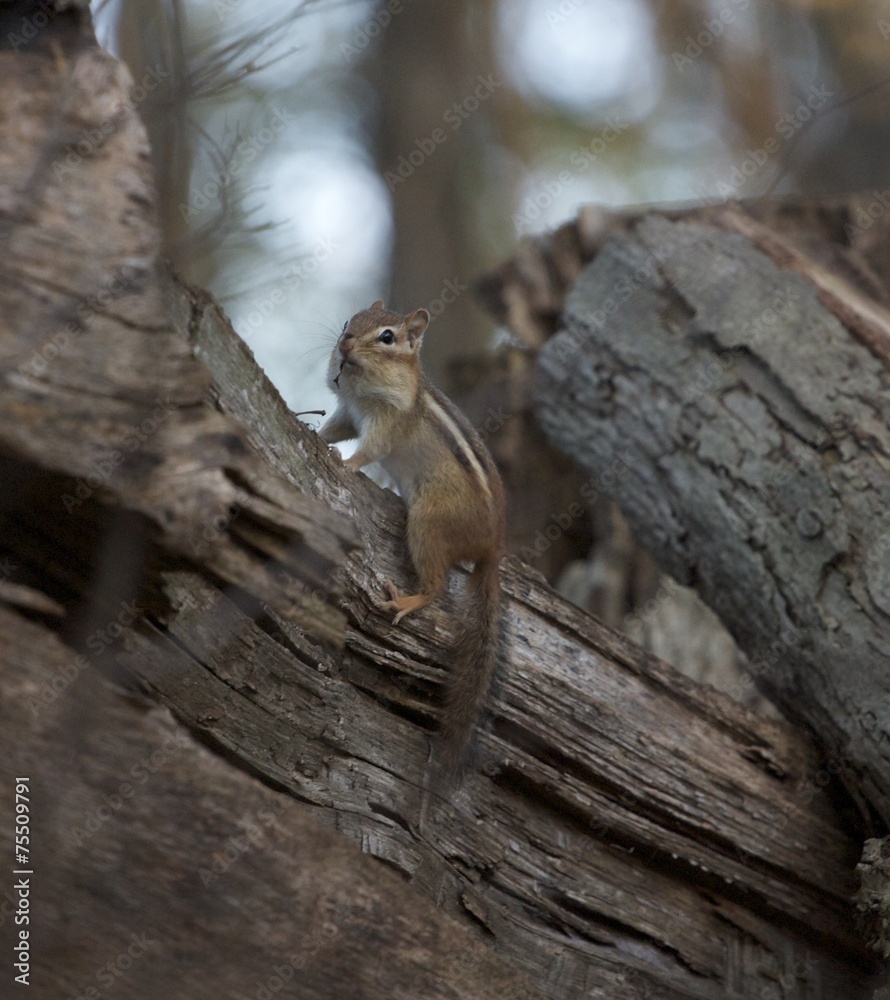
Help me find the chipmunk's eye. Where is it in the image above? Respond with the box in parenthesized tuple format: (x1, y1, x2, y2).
(378, 329, 395, 345)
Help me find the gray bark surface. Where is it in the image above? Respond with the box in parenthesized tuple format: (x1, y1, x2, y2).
(535, 210, 890, 829)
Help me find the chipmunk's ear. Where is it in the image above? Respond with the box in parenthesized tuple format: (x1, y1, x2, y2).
(405, 308, 429, 347)
(371, 299, 385, 310)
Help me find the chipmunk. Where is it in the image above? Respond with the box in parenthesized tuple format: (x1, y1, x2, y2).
(319, 300, 506, 786)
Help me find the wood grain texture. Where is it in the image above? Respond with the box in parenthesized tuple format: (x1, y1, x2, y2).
(534, 212, 890, 833)
(1, 607, 545, 1000)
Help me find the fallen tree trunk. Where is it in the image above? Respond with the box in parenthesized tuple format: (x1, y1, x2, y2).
(1, 608, 545, 1000)
(529, 208, 890, 831)
(0, 3, 884, 999)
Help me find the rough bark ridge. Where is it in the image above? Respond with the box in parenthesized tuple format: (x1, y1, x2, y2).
(533, 210, 890, 831)
(2, 608, 543, 1000)
(0, 4, 885, 999)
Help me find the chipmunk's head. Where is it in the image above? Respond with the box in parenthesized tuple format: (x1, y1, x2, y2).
(332, 301, 429, 406)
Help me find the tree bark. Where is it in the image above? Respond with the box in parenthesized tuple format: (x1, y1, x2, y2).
(1, 607, 545, 1000)
(0, 4, 885, 999)
(532, 208, 890, 830)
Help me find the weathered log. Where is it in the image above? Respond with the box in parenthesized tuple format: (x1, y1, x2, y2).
(170, 278, 881, 998)
(1, 607, 544, 1000)
(0, 3, 885, 999)
(533, 209, 890, 833)
(476, 198, 890, 353)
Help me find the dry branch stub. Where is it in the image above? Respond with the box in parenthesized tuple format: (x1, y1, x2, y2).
(535, 213, 890, 829)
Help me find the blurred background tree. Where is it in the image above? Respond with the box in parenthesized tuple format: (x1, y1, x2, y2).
(93, 0, 890, 404)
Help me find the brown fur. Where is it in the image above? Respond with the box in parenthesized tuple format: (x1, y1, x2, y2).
(319, 302, 506, 786)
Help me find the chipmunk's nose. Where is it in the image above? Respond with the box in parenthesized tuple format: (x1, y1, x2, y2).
(339, 334, 354, 359)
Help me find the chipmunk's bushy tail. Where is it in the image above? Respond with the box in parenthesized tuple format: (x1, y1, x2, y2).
(434, 557, 502, 786)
